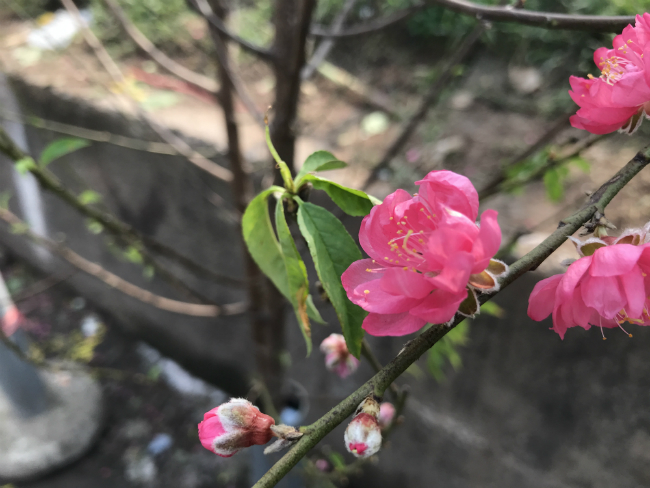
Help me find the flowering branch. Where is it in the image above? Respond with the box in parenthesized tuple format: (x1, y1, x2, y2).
(429, 0, 634, 32)
(252, 144, 650, 488)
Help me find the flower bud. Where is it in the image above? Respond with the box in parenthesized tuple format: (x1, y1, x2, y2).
(378, 402, 396, 430)
(344, 397, 382, 458)
(198, 398, 275, 457)
(320, 333, 359, 378)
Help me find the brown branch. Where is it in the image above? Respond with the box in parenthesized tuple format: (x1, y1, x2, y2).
(310, 4, 425, 38)
(59, 0, 234, 183)
(101, 0, 218, 94)
(362, 22, 485, 190)
(0, 109, 218, 158)
(0, 208, 245, 316)
(479, 132, 606, 201)
(0, 125, 245, 290)
(271, 0, 318, 174)
(428, 0, 634, 32)
(192, 0, 265, 127)
(301, 0, 359, 80)
(187, 0, 275, 62)
(206, 0, 286, 408)
(477, 112, 572, 200)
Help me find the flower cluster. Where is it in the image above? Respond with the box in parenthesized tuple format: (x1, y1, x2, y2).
(198, 398, 275, 457)
(528, 223, 650, 339)
(342, 170, 505, 336)
(570, 13, 650, 134)
(320, 333, 360, 378)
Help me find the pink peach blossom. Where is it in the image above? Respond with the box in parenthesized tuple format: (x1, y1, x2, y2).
(198, 398, 275, 457)
(570, 13, 650, 134)
(528, 232, 650, 339)
(319, 333, 360, 378)
(378, 402, 396, 429)
(342, 170, 504, 337)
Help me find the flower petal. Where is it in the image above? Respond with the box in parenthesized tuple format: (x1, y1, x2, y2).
(527, 274, 563, 321)
(362, 312, 427, 336)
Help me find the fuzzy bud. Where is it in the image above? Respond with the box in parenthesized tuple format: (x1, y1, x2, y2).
(320, 333, 360, 378)
(378, 402, 396, 430)
(198, 398, 275, 457)
(344, 397, 382, 458)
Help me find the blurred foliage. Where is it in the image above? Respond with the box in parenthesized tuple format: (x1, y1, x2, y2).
(89, 0, 205, 57)
(426, 319, 469, 382)
(9, 0, 50, 18)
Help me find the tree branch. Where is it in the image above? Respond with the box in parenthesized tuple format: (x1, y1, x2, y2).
(301, 0, 359, 80)
(192, 0, 265, 127)
(59, 0, 234, 183)
(253, 145, 650, 488)
(187, 0, 275, 62)
(0, 208, 245, 316)
(101, 0, 219, 94)
(310, 4, 425, 38)
(0, 125, 244, 289)
(427, 0, 634, 32)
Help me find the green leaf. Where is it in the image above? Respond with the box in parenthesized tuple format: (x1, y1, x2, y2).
(543, 167, 564, 202)
(79, 190, 102, 205)
(265, 125, 294, 192)
(301, 175, 375, 217)
(275, 197, 325, 356)
(297, 201, 365, 357)
(124, 246, 143, 264)
(10, 222, 29, 234)
(480, 301, 505, 318)
(242, 187, 290, 298)
(0, 191, 12, 209)
(39, 138, 90, 167)
(294, 150, 347, 187)
(14, 157, 36, 174)
(569, 156, 590, 173)
(85, 219, 104, 235)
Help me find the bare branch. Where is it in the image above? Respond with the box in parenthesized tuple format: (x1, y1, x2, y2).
(0, 108, 218, 157)
(362, 22, 485, 190)
(310, 4, 425, 38)
(428, 0, 634, 32)
(0, 208, 246, 317)
(301, 0, 359, 80)
(101, 0, 218, 94)
(192, 0, 265, 127)
(0, 125, 245, 290)
(59, 0, 234, 182)
(187, 0, 275, 62)
(253, 144, 650, 488)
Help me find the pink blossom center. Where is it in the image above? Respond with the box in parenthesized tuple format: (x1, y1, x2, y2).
(348, 442, 367, 455)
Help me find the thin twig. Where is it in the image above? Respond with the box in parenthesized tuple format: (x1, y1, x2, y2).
(0, 207, 246, 316)
(101, 0, 218, 94)
(0, 109, 218, 157)
(187, 0, 275, 62)
(252, 144, 650, 488)
(428, 0, 633, 32)
(362, 22, 485, 190)
(301, 0, 359, 81)
(191, 0, 265, 127)
(0, 125, 245, 289)
(59, 0, 234, 182)
(479, 133, 606, 200)
(310, 4, 425, 38)
(477, 112, 572, 200)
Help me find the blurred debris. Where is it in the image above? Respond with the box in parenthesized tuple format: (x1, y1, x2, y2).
(147, 433, 173, 456)
(27, 9, 92, 51)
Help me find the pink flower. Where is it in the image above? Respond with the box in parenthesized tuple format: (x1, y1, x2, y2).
(342, 170, 505, 336)
(528, 230, 650, 339)
(198, 398, 275, 457)
(319, 333, 360, 378)
(378, 402, 396, 429)
(344, 397, 382, 458)
(1, 305, 25, 337)
(570, 13, 650, 134)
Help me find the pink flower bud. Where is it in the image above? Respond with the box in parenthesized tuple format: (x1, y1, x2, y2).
(320, 333, 359, 378)
(378, 402, 396, 429)
(344, 397, 382, 458)
(198, 398, 275, 457)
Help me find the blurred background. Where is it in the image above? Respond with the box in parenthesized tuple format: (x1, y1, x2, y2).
(1, 0, 650, 487)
